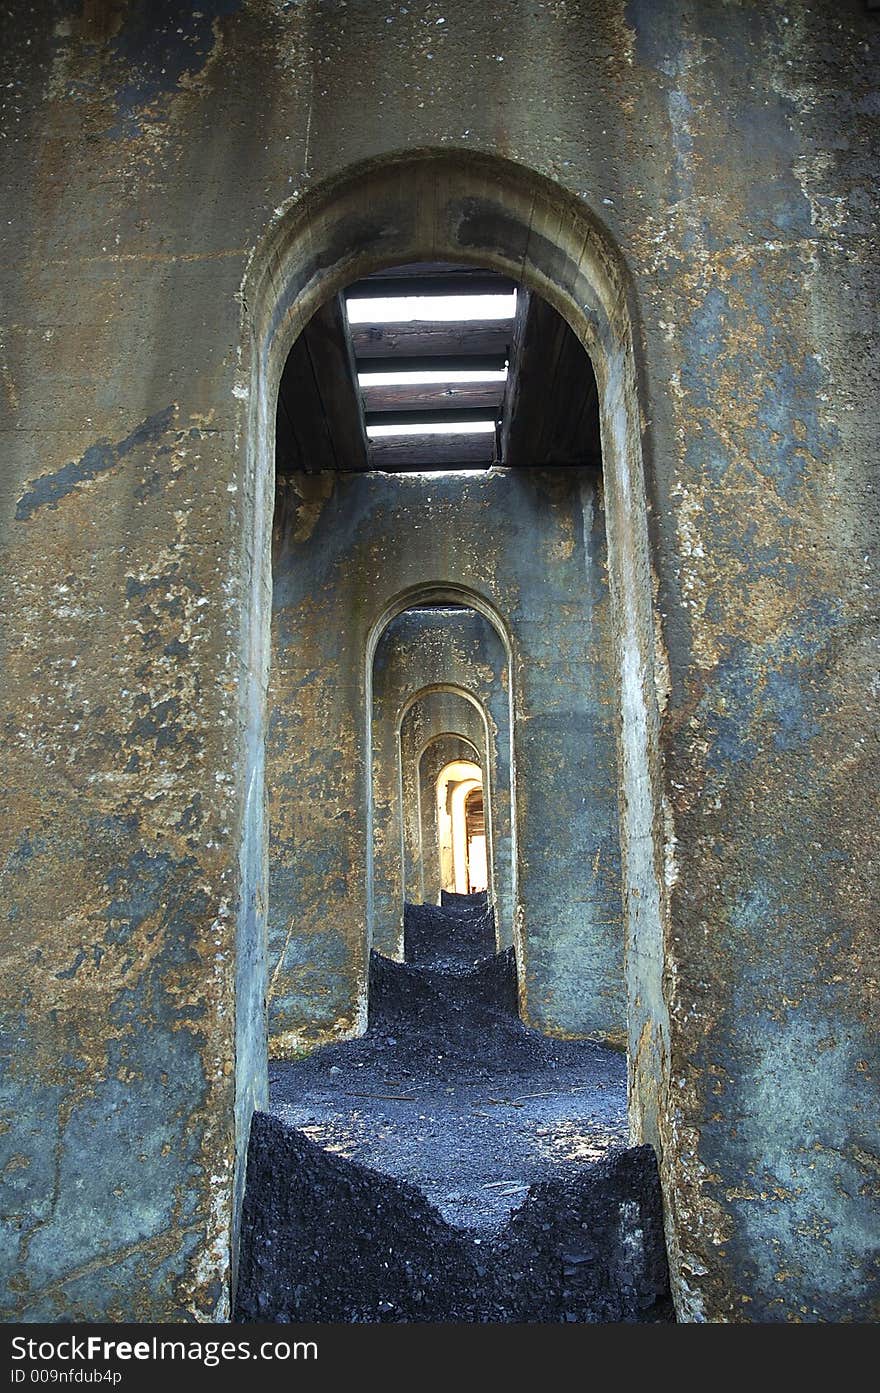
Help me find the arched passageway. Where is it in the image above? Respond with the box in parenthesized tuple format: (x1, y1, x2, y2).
(238, 153, 670, 1309)
(396, 681, 508, 948)
(436, 760, 484, 895)
(417, 733, 483, 906)
(370, 608, 510, 956)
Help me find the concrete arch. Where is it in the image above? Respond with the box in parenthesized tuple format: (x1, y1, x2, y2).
(395, 682, 507, 950)
(395, 682, 498, 912)
(240, 150, 668, 1240)
(367, 582, 516, 674)
(396, 679, 497, 732)
(371, 590, 516, 956)
(242, 149, 642, 415)
(415, 731, 480, 766)
(417, 736, 484, 912)
(369, 604, 509, 954)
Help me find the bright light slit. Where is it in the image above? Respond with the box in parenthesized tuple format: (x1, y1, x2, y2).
(367, 420, 496, 438)
(358, 368, 508, 386)
(346, 291, 517, 324)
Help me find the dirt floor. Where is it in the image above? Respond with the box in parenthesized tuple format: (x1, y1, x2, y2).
(235, 897, 674, 1322)
(268, 954, 629, 1231)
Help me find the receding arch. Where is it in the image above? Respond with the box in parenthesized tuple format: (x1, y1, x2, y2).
(370, 588, 516, 957)
(367, 582, 516, 675)
(394, 680, 505, 948)
(238, 152, 670, 1261)
(415, 731, 480, 766)
(418, 738, 483, 900)
(448, 771, 484, 895)
(396, 679, 498, 732)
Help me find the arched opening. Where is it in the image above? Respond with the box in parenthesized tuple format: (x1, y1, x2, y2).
(417, 733, 482, 907)
(370, 605, 510, 957)
(386, 657, 512, 968)
(455, 779, 485, 894)
(434, 759, 484, 895)
(463, 786, 487, 895)
(269, 289, 624, 1047)
(237, 152, 670, 1306)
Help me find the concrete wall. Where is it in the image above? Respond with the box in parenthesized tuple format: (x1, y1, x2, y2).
(268, 466, 622, 1048)
(1, 0, 876, 1322)
(371, 607, 512, 952)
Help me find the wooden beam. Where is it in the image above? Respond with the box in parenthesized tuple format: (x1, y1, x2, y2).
(360, 381, 505, 414)
(500, 289, 601, 469)
(369, 433, 494, 470)
(275, 326, 332, 475)
(349, 320, 512, 360)
(346, 273, 516, 299)
(275, 293, 369, 473)
(307, 293, 370, 471)
(540, 349, 601, 467)
(366, 407, 499, 428)
(499, 289, 553, 465)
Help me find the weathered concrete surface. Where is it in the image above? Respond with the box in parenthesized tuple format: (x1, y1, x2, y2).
(371, 605, 512, 950)
(264, 485, 363, 1055)
(618, 3, 880, 1323)
(268, 467, 623, 1050)
(0, 0, 877, 1323)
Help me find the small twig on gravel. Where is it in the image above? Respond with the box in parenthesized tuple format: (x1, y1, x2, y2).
(511, 1085, 603, 1103)
(344, 1091, 417, 1101)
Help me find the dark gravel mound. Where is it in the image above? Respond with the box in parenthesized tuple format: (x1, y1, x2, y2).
(369, 946, 518, 1030)
(440, 889, 488, 909)
(234, 1112, 674, 1323)
(238, 899, 675, 1322)
(404, 899, 496, 966)
(267, 940, 633, 1232)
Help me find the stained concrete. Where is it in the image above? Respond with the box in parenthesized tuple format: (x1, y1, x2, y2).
(1, 0, 877, 1323)
(267, 466, 623, 1050)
